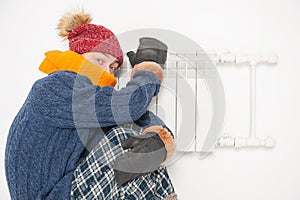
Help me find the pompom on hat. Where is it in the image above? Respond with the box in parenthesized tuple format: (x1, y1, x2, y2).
(58, 9, 123, 66)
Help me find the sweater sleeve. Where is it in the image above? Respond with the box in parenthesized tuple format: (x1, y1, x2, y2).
(29, 70, 161, 128)
(134, 111, 174, 138)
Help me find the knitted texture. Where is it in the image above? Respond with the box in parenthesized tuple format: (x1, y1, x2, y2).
(130, 61, 164, 82)
(39, 50, 117, 87)
(5, 68, 165, 199)
(68, 24, 123, 66)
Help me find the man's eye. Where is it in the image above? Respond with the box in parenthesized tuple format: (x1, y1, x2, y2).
(109, 66, 118, 71)
(96, 58, 103, 63)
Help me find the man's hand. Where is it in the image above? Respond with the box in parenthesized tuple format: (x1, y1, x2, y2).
(113, 132, 167, 185)
(127, 37, 168, 69)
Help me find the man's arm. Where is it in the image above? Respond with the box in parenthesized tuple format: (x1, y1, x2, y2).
(30, 68, 162, 128)
(113, 111, 175, 185)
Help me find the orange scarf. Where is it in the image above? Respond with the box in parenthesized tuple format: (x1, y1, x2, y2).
(39, 50, 117, 87)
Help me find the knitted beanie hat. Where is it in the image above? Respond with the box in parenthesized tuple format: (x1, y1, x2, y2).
(58, 9, 123, 66)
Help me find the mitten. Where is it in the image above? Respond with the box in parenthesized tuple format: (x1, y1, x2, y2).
(127, 37, 168, 82)
(127, 37, 168, 68)
(113, 126, 175, 185)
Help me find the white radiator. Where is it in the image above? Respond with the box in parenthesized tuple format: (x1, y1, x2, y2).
(115, 50, 278, 159)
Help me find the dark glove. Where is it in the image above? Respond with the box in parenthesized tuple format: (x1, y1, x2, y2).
(127, 37, 168, 69)
(113, 132, 167, 185)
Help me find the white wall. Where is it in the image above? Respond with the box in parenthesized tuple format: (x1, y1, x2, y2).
(1, 0, 300, 199)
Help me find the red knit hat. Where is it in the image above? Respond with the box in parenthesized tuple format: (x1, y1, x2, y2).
(58, 10, 123, 66)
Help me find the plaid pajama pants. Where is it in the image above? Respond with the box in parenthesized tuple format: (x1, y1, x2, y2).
(71, 124, 176, 200)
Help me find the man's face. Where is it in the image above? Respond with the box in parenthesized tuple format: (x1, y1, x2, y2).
(82, 52, 119, 75)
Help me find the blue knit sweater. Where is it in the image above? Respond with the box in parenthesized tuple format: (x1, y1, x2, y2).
(5, 70, 167, 200)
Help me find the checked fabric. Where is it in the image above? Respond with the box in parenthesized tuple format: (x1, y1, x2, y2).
(71, 124, 176, 200)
